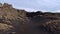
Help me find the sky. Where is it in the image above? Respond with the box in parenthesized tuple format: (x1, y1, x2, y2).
(1, 0, 60, 12)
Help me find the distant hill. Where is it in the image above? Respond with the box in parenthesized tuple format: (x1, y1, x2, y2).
(0, 3, 60, 34)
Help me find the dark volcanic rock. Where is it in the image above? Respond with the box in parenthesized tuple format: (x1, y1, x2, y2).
(0, 3, 60, 34)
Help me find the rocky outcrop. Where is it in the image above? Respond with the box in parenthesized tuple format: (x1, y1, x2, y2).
(0, 3, 60, 34)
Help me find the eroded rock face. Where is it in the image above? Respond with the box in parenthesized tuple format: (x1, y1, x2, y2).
(41, 20, 60, 34)
(0, 3, 60, 34)
(0, 23, 14, 34)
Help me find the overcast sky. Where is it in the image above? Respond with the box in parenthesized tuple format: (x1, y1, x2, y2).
(1, 0, 60, 12)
